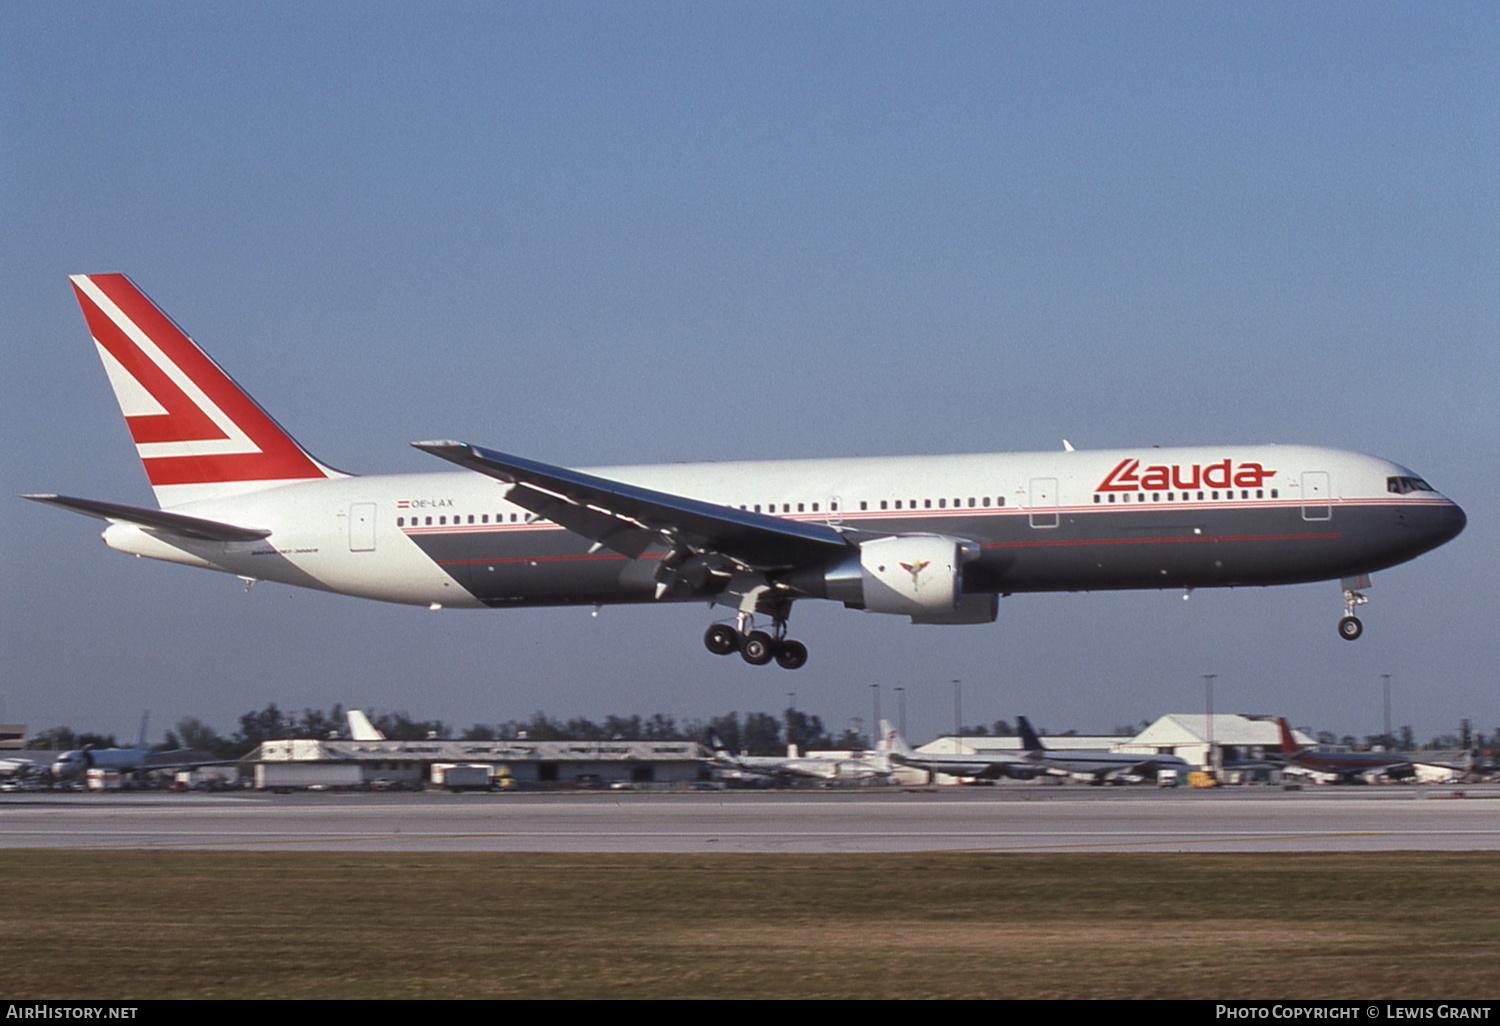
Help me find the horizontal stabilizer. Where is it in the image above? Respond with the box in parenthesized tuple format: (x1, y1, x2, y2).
(22, 494, 270, 542)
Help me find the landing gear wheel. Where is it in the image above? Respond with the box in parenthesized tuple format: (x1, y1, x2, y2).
(773, 639, 809, 670)
(740, 630, 775, 666)
(1338, 615, 1364, 641)
(704, 624, 740, 655)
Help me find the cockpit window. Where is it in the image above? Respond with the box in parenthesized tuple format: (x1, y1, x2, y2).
(1387, 476, 1435, 495)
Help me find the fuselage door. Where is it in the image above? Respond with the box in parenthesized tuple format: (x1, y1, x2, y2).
(826, 496, 844, 526)
(1028, 478, 1059, 529)
(1301, 472, 1331, 521)
(349, 503, 377, 551)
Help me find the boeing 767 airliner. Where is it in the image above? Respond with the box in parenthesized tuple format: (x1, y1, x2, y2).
(26, 275, 1466, 669)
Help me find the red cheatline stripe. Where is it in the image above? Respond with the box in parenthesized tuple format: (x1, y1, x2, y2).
(982, 532, 1341, 549)
(433, 552, 664, 567)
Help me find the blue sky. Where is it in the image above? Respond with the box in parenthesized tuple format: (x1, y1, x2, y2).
(3, 2, 1496, 744)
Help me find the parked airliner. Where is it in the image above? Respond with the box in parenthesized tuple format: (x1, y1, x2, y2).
(49, 711, 225, 783)
(881, 722, 1038, 780)
(27, 275, 1466, 668)
(706, 729, 890, 784)
(1271, 717, 1414, 783)
(1015, 716, 1191, 783)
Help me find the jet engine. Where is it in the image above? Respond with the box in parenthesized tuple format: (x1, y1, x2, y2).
(789, 535, 995, 623)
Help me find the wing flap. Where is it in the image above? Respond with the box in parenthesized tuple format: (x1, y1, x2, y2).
(22, 494, 271, 542)
(507, 482, 658, 559)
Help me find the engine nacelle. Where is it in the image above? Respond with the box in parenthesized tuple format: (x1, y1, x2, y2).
(797, 535, 985, 619)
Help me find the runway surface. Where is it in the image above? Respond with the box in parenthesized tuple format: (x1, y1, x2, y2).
(3, 785, 1499, 853)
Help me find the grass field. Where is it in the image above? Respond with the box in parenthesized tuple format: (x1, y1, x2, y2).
(2, 850, 1497, 999)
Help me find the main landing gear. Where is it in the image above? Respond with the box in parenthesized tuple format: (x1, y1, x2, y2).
(1338, 575, 1369, 641)
(703, 617, 809, 670)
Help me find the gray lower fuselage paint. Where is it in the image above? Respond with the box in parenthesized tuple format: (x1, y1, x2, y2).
(403, 499, 1465, 608)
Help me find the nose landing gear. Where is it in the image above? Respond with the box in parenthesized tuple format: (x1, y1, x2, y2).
(1338, 575, 1370, 641)
(702, 614, 808, 669)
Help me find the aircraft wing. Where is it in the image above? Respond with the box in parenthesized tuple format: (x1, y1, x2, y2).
(413, 441, 853, 570)
(22, 494, 271, 542)
(888, 750, 1034, 778)
(139, 749, 235, 771)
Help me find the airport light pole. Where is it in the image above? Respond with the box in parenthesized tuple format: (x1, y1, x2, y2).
(870, 684, 880, 751)
(1380, 674, 1392, 747)
(1202, 674, 1217, 776)
(895, 687, 906, 738)
(952, 679, 962, 743)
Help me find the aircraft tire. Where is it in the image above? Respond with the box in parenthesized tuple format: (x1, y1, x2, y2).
(704, 624, 740, 655)
(1338, 615, 1363, 641)
(773, 639, 809, 670)
(740, 631, 775, 665)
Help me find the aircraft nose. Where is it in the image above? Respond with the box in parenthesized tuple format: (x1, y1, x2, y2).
(1404, 499, 1466, 549)
(1439, 500, 1467, 544)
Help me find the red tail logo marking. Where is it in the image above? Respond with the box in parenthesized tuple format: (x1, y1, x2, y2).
(71, 274, 331, 491)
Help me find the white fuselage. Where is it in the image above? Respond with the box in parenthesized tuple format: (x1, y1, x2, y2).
(101, 443, 1463, 613)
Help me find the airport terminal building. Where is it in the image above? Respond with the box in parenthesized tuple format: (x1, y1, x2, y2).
(250, 736, 708, 790)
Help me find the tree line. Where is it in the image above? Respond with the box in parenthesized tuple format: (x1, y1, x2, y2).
(29, 705, 1497, 760)
(33, 704, 866, 760)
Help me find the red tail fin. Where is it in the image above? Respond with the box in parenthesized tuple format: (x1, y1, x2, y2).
(70, 274, 340, 507)
(1275, 717, 1299, 754)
